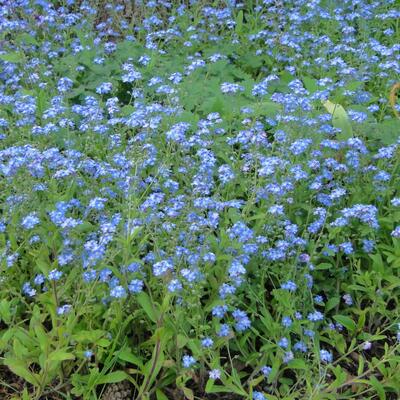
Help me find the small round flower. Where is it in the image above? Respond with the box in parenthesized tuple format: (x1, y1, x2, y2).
(283, 351, 294, 363)
(182, 355, 196, 368)
(84, 350, 93, 358)
(307, 311, 324, 322)
(57, 304, 72, 315)
(34, 274, 45, 285)
(278, 337, 289, 348)
(220, 82, 244, 94)
(48, 269, 63, 281)
(261, 365, 272, 378)
(362, 341, 372, 350)
(314, 295, 324, 304)
(57, 77, 73, 93)
(320, 349, 333, 363)
(391, 198, 400, 207)
(209, 369, 221, 380)
(282, 316, 292, 328)
(22, 282, 36, 297)
(362, 239, 375, 253)
(110, 285, 127, 298)
(21, 213, 40, 230)
(153, 260, 174, 277)
(253, 391, 266, 400)
(96, 82, 113, 94)
(342, 294, 353, 305)
(217, 324, 231, 337)
(391, 226, 400, 238)
(201, 337, 214, 348)
(128, 279, 144, 293)
(167, 279, 182, 293)
(281, 280, 297, 292)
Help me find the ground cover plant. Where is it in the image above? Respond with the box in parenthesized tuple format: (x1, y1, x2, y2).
(0, 0, 400, 399)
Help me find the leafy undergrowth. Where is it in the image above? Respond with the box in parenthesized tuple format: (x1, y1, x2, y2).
(0, 0, 400, 399)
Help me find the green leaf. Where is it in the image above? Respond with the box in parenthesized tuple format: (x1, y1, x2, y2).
(136, 292, 158, 323)
(156, 389, 169, 400)
(4, 358, 39, 386)
(18, 33, 38, 46)
(369, 376, 386, 400)
(0, 52, 23, 63)
(97, 338, 111, 347)
(176, 334, 188, 349)
(0, 299, 11, 324)
(48, 350, 75, 362)
(303, 76, 318, 93)
(323, 100, 353, 140)
(287, 359, 307, 370)
(182, 386, 194, 400)
(315, 263, 332, 270)
(235, 10, 243, 34)
(333, 315, 356, 333)
(325, 297, 340, 312)
(96, 370, 129, 385)
(118, 348, 143, 368)
(72, 329, 105, 343)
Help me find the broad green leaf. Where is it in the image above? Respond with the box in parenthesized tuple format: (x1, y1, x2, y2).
(4, 358, 39, 386)
(118, 348, 143, 368)
(323, 100, 353, 140)
(235, 10, 244, 33)
(333, 315, 356, 333)
(0, 52, 23, 63)
(156, 389, 169, 400)
(48, 350, 75, 362)
(303, 76, 318, 93)
(136, 292, 158, 322)
(96, 370, 129, 385)
(325, 297, 340, 312)
(287, 359, 307, 370)
(0, 299, 11, 324)
(72, 329, 105, 343)
(369, 376, 386, 400)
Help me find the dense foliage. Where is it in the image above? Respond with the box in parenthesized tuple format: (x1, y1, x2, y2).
(0, 0, 400, 399)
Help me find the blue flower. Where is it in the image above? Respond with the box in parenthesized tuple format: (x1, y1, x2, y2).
(201, 337, 214, 348)
(182, 355, 196, 368)
(48, 269, 63, 281)
(209, 369, 221, 379)
(21, 213, 40, 230)
(128, 279, 144, 293)
(320, 349, 333, 363)
(307, 311, 324, 322)
(253, 391, 266, 400)
(110, 286, 127, 299)
(281, 281, 297, 292)
(153, 260, 174, 277)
